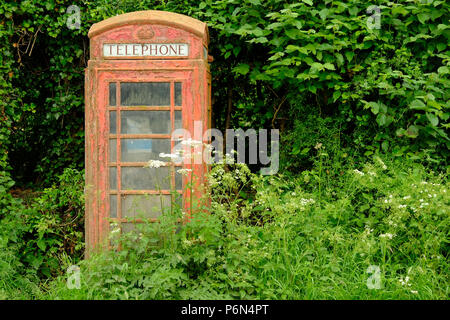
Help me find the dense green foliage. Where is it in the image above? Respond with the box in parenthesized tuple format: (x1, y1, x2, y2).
(1, 0, 448, 185)
(0, 168, 84, 298)
(0, 0, 448, 300)
(44, 159, 448, 299)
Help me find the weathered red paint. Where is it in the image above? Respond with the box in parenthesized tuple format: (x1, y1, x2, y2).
(85, 11, 211, 254)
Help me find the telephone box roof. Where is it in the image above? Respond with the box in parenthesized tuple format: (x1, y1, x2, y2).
(88, 10, 209, 44)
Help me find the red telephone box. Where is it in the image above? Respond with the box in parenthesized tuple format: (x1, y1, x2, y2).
(85, 11, 211, 252)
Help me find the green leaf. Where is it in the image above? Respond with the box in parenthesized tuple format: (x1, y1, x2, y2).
(332, 91, 341, 102)
(410, 99, 426, 110)
(368, 102, 379, 114)
(417, 13, 430, 24)
(311, 62, 324, 71)
(345, 51, 354, 62)
(319, 9, 329, 20)
(323, 63, 335, 70)
(301, 147, 310, 155)
(405, 125, 419, 138)
(396, 128, 406, 137)
(436, 43, 447, 52)
(376, 113, 386, 126)
(335, 53, 344, 66)
(233, 64, 250, 75)
(426, 113, 439, 127)
(37, 239, 47, 251)
(437, 66, 449, 74)
(285, 29, 300, 39)
(302, 0, 313, 5)
(286, 45, 300, 53)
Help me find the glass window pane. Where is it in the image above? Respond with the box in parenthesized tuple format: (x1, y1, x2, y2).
(121, 139, 170, 162)
(175, 111, 182, 130)
(120, 82, 170, 106)
(109, 167, 117, 190)
(173, 193, 183, 210)
(110, 195, 117, 218)
(121, 194, 171, 219)
(109, 139, 117, 162)
(109, 83, 116, 106)
(121, 111, 170, 134)
(121, 222, 138, 234)
(110, 111, 117, 134)
(110, 222, 120, 246)
(175, 170, 182, 190)
(121, 222, 137, 234)
(175, 82, 182, 106)
(121, 167, 171, 190)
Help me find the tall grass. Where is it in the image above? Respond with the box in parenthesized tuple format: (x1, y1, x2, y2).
(39, 157, 449, 300)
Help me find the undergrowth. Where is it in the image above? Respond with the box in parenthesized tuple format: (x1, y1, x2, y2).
(38, 157, 449, 300)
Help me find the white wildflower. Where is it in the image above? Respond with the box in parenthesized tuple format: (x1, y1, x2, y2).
(203, 143, 214, 152)
(177, 168, 192, 176)
(399, 276, 411, 287)
(159, 152, 178, 159)
(353, 169, 364, 176)
(379, 233, 395, 239)
(146, 160, 166, 168)
(375, 157, 387, 170)
(181, 138, 203, 147)
(299, 198, 315, 206)
(364, 226, 374, 234)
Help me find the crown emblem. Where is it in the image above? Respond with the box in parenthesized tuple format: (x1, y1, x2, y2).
(136, 27, 155, 40)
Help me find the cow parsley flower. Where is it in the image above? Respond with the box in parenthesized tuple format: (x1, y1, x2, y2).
(399, 276, 411, 287)
(177, 168, 192, 176)
(159, 153, 178, 159)
(146, 160, 166, 168)
(181, 138, 203, 147)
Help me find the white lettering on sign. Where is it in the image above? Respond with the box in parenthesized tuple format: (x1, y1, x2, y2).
(103, 43, 189, 57)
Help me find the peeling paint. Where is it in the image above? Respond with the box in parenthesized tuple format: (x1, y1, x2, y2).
(85, 11, 211, 255)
